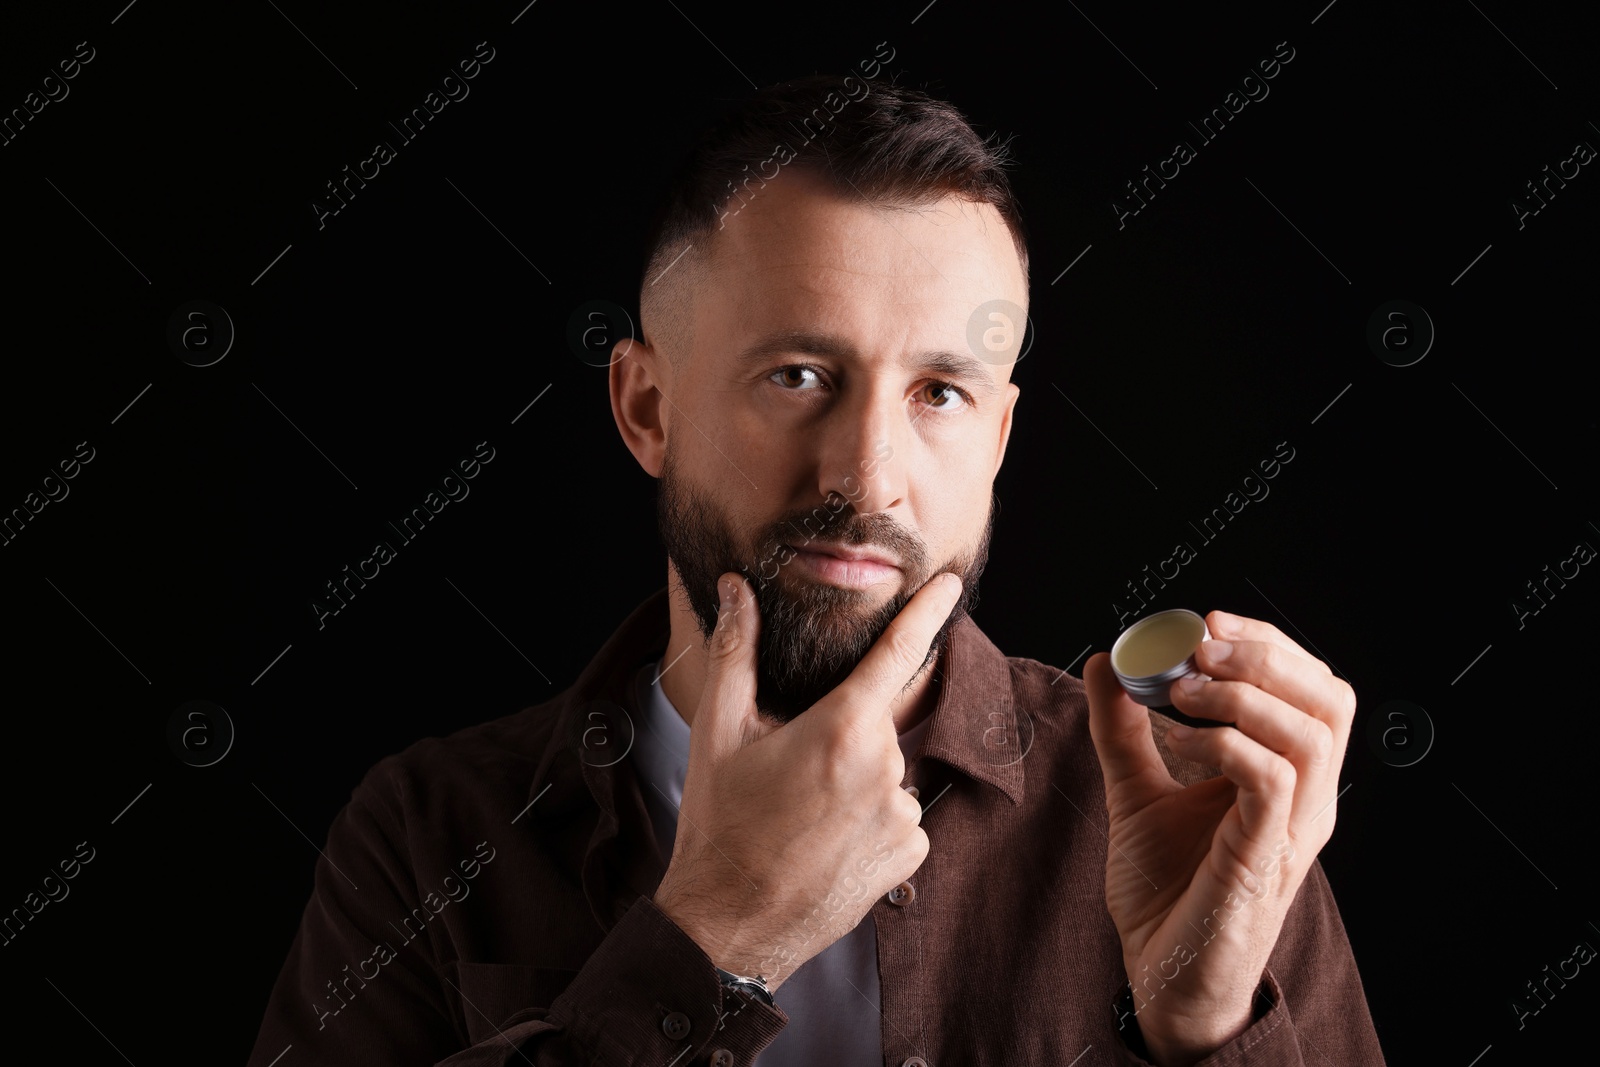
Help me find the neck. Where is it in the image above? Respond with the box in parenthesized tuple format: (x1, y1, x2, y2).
(657, 567, 943, 736)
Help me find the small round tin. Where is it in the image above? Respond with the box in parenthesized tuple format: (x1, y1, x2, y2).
(1110, 608, 1224, 729)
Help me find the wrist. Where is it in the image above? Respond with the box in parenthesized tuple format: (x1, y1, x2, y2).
(1135, 995, 1257, 1066)
(652, 889, 774, 986)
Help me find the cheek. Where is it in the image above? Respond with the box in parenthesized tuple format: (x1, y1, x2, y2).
(929, 492, 992, 567)
(722, 400, 794, 468)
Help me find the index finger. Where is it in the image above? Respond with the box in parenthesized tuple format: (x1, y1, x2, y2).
(833, 572, 963, 714)
(1207, 610, 1332, 676)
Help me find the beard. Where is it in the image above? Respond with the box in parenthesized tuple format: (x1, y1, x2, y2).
(656, 444, 992, 726)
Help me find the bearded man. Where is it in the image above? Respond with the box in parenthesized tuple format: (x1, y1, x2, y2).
(248, 73, 1384, 1067)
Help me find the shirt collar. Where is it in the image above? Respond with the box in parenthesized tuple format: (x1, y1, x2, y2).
(915, 601, 1027, 805)
(519, 589, 672, 929)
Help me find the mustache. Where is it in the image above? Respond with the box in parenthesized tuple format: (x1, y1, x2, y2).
(743, 496, 926, 588)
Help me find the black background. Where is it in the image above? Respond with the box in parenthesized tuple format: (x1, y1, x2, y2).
(2, 0, 1596, 1062)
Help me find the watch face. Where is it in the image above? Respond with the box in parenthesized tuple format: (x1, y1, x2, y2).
(723, 975, 773, 1006)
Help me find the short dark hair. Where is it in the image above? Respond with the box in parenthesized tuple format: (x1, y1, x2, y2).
(638, 74, 1028, 358)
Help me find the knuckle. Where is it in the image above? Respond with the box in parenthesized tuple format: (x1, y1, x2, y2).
(1255, 641, 1285, 678)
(1263, 755, 1297, 796)
(1304, 719, 1335, 765)
(904, 827, 930, 866)
(820, 717, 875, 772)
(897, 786, 923, 824)
(828, 715, 870, 757)
(885, 752, 907, 789)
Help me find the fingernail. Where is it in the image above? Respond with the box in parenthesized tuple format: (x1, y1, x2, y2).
(719, 576, 734, 610)
(1211, 611, 1240, 637)
(943, 573, 962, 592)
(1174, 676, 1205, 695)
(1167, 724, 1194, 743)
(1205, 640, 1233, 663)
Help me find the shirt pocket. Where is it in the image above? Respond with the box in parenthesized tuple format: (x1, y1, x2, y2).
(451, 961, 581, 1047)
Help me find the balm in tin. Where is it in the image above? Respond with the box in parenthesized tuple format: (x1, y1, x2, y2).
(1109, 609, 1226, 729)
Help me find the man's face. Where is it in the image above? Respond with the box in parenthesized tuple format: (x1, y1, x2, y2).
(659, 445, 994, 723)
(651, 169, 1024, 725)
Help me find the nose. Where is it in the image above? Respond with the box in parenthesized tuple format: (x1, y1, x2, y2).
(818, 373, 907, 516)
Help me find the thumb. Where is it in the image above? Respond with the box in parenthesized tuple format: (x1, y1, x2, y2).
(1083, 652, 1171, 802)
(692, 572, 771, 765)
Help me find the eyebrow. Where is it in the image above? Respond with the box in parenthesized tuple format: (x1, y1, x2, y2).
(732, 329, 1001, 399)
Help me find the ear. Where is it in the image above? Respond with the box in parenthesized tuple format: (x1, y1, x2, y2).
(610, 336, 668, 478)
(993, 381, 1020, 477)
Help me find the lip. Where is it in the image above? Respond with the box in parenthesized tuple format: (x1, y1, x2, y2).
(785, 543, 901, 589)
(787, 542, 900, 568)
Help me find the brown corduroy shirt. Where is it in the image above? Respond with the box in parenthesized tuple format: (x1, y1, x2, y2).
(246, 587, 1387, 1066)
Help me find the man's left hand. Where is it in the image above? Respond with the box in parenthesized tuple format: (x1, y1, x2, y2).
(1082, 610, 1357, 1066)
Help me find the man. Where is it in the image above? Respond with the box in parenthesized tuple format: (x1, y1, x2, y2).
(247, 74, 1384, 1065)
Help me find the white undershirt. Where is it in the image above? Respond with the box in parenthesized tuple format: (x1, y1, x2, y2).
(630, 660, 933, 1066)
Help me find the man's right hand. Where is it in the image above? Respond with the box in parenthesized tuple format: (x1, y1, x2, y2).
(651, 569, 961, 992)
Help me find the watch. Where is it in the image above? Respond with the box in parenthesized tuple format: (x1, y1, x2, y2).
(715, 966, 775, 1007)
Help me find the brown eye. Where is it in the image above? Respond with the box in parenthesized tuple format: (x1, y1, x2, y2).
(770, 365, 823, 390)
(920, 381, 970, 411)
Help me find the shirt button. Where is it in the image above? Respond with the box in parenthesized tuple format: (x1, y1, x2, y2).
(661, 1010, 691, 1039)
(711, 1051, 736, 1067)
(900, 1057, 929, 1067)
(887, 881, 915, 906)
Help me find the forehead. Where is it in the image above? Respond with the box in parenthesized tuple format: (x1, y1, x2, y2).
(693, 170, 1027, 352)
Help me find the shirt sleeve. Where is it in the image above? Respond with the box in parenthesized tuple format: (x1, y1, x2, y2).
(460, 896, 790, 1066)
(244, 761, 789, 1067)
(1110, 860, 1387, 1066)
